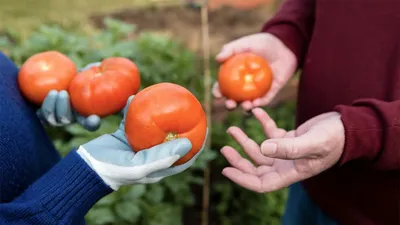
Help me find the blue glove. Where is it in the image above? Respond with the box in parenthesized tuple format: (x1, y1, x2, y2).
(77, 95, 208, 190)
(37, 62, 102, 131)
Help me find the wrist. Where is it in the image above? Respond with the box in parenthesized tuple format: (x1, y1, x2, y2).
(76, 145, 122, 191)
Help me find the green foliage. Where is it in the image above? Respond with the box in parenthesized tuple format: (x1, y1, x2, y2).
(1, 18, 296, 224)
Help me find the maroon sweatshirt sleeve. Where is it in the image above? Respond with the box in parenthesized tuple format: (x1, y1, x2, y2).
(334, 99, 400, 171)
(261, 0, 316, 66)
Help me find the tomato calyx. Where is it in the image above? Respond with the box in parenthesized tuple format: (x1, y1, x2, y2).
(164, 132, 179, 142)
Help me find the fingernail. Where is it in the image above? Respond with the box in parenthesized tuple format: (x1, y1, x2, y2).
(226, 127, 233, 134)
(261, 142, 277, 155)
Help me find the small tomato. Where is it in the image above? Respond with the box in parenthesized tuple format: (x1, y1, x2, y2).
(125, 82, 207, 165)
(218, 52, 273, 102)
(18, 51, 77, 105)
(69, 57, 141, 117)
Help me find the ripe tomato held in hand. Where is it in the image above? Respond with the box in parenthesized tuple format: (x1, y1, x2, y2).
(69, 57, 141, 117)
(18, 51, 77, 105)
(218, 52, 273, 102)
(125, 82, 207, 165)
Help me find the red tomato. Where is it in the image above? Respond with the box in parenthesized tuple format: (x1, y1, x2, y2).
(218, 52, 273, 102)
(69, 57, 141, 117)
(125, 82, 207, 165)
(18, 51, 77, 105)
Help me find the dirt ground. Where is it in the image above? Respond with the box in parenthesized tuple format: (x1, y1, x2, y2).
(90, 4, 278, 55)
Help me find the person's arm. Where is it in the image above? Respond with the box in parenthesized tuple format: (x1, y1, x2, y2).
(0, 151, 112, 225)
(261, 0, 316, 66)
(334, 99, 400, 170)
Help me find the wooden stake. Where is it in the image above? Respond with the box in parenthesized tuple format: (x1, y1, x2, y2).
(200, 1, 211, 225)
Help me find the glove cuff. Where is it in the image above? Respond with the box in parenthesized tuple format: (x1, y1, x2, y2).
(77, 146, 123, 190)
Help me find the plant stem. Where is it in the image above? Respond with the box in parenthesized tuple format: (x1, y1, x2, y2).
(201, 1, 211, 225)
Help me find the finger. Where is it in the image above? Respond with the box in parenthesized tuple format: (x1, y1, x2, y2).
(146, 129, 209, 178)
(240, 101, 254, 111)
(133, 138, 192, 166)
(80, 62, 101, 72)
(221, 146, 257, 174)
(36, 110, 51, 126)
(41, 90, 59, 125)
(260, 130, 319, 160)
(55, 90, 73, 125)
(285, 130, 296, 138)
(222, 167, 264, 193)
(212, 82, 223, 98)
(227, 126, 274, 166)
(252, 108, 286, 138)
(216, 46, 234, 62)
(146, 145, 203, 178)
(76, 113, 101, 131)
(252, 82, 281, 107)
(225, 99, 237, 109)
(132, 138, 192, 177)
(122, 95, 135, 117)
(216, 40, 250, 62)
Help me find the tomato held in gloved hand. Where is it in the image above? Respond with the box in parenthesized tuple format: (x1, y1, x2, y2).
(69, 57, 141, 117)
(18, 51, 77, 105)
(124, 82, 208, 165)
(217, 52, 273, 103)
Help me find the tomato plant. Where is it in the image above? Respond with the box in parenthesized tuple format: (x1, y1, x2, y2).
(125, 82, 207, 165)
(18, 51, 77, 105)
(218, 52, 273, 102)
(69, 57, 141, 117)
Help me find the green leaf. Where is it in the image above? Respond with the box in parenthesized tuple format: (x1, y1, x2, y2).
(125, 184, 147, 200)
(115, 201, 141, 223)
(145, 184, 164, 203)
(85, 207, 115, 225)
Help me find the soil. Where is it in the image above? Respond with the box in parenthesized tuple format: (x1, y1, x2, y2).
(90, 3, 279, 55)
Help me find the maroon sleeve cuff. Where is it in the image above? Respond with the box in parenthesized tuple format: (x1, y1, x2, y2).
(333, 104, 383, 166)
(261, 23, 308, 67)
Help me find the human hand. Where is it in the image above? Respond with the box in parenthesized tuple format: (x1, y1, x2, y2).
(213, 33, 297, 111)
(37, 62, 102, 131)
(221, 108, 344, 193)
(77, 96, 208, 190)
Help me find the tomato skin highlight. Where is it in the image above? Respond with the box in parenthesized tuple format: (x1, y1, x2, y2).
(218, 52, 273, 102)
(125, 82, 207, 165)
(69, 57, 141, 117)
(18, 51, 77, 105)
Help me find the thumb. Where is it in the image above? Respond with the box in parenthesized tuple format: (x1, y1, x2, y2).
(75, 113, 101, 131)
(260, 131, 317, 159)
(216, 47, 234, 62)
(129, 138, 193, 178)
(132, 138, 192, 166)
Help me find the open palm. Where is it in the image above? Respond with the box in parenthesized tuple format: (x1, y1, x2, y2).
(213, 33, 297, 111)
(221, 108, 344, 193)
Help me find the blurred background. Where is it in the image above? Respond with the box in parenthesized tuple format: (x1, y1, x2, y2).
(0, 0, 299, 224)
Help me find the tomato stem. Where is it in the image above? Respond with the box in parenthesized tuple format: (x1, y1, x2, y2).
(164, 132, 178, 142)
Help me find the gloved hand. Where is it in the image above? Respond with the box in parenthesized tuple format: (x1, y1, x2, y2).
(77, 96, 208, 190)
(37, 62, 102, 131)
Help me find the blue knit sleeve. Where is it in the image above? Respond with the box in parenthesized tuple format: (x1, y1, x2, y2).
(0, 150, 113, 225)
